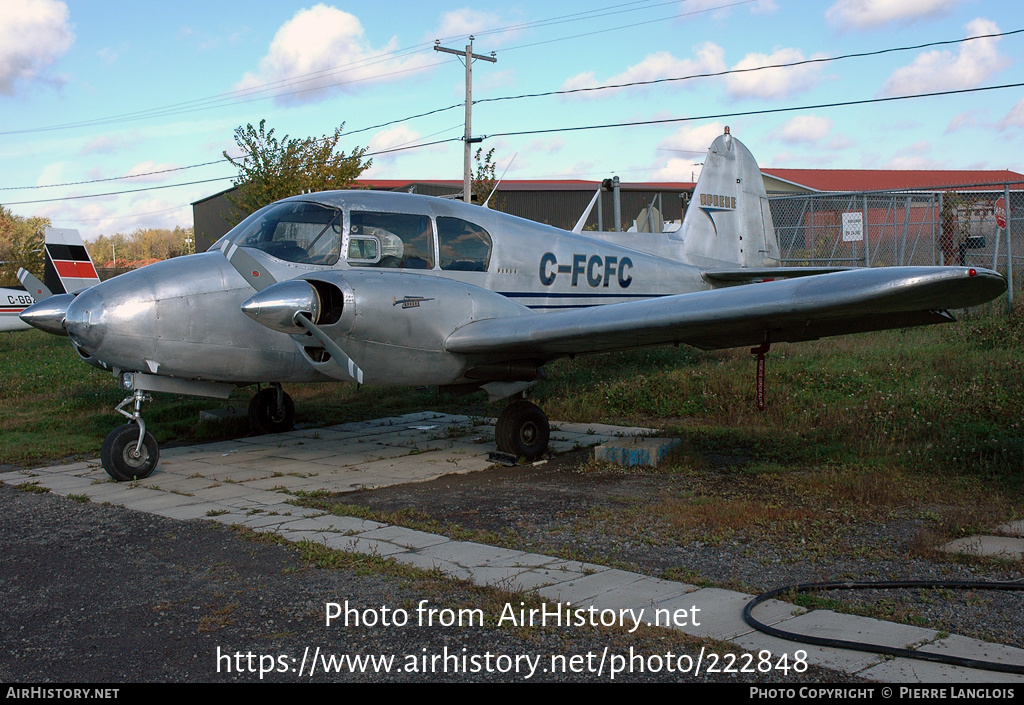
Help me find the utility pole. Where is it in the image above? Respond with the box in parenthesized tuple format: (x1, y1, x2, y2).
(434, 36, 496, 204)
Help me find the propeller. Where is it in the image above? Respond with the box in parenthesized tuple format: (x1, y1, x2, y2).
(222, 242, 364, 384)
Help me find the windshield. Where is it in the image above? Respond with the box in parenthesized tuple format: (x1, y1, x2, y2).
(219, 201, 342, 265)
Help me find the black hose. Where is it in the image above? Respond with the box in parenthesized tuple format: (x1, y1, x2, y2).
(742, 580, 1024, 675)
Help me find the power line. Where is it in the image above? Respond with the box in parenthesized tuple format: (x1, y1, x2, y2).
(481, 27, 1024, 102)
(0, 1, 674, 137)
(2, 135, 466, 206)
(485, 82, 1024, 140)
(8, 25, 1016, 193)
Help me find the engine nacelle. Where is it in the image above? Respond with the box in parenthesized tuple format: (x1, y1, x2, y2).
(295, 269, 533, 386)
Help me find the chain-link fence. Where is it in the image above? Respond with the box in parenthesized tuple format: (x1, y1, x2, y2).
(769, 183, 1023, 287)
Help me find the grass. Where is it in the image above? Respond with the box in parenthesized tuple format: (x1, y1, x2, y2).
(3, 301, 1022, 554)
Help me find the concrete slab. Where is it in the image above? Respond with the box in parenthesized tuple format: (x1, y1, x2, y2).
(995, 520, 1024, 537)
(653, 588, 801, 641)
(918, 634, 1024, 668)
(941, 535, 1024, 560)
(859, 657, 1024, 684)
(731, 629, 888, 675)
(18, 412, 1023, 683)
(772, 609, 938, 649)
(536, 568, 645, 604)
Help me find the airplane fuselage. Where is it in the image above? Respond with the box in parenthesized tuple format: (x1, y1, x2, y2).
(0, 287, 36, 333)
(60, 191, 713, 388)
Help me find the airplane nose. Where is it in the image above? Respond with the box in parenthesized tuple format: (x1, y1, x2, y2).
(64, 288, 106, 354)
(20, 293, 75, 336)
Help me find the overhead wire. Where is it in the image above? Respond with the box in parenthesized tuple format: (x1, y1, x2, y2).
(7, 26, 1019, 194)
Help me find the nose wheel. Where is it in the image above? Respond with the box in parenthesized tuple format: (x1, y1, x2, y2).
(248, 385, 295, 434)
(101, 389, 159, 482)
(495, 399, 550, 461)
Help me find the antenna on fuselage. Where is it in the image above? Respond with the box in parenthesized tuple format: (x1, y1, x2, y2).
(482, 152, 517, 209)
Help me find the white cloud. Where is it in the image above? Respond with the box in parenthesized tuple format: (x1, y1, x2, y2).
(0, 0, 74, 95)
(998, 98, 1024, 131)
(826, 0, 965, 30)
(655, 122, 727, 179)
(367, 124, 424, 155)
(677, 0, 776, 20)
(726, 47, 825, 99)
(524, 137, 566, 155)
(771, 115, 834, 144)
(560, 44, 726, 99)
(79, 133, 142, 156)
(884, 140, 946, 169)
(751, 0, 779, 15)
(432, 9, 519, 47)
(35, 161, 68, 187)
(124, 161, 178, 183)
(879, 18, 1010, 97)
(946, 111, 983, 133)
(236, 5, 433, 106)
(653, 157, 704, 182)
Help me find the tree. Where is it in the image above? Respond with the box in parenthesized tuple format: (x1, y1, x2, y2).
(471, 147, 501, 208)
(0, 206, 49, 287)
(223, 120, 372, 224)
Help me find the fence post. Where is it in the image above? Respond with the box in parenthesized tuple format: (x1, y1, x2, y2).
(1006, 183, 1014, 311)
(862, 195, 870, 267)
(931, 193, 937, 266)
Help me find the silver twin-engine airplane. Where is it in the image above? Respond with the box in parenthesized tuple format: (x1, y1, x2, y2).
(21, 129, 1007, 481)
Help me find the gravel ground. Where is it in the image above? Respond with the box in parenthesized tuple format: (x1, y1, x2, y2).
(315, 450, 1024, 654)
(3, 440, 1022, 683)
(0, 479, 853, 684)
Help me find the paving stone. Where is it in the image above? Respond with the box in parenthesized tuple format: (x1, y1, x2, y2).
(536, 568, 643, 604)
(584, 577, 698, 612)
(652, 588, 801, 640)
(731, 629, 887, 675)
(941, 535, 1024, 560)
(358, 525, 451, 550)
(773, 609, 938, 649)
(996, 520, 1024, 537)
(918, 634, 1024, 667)
(859, 657, 1024, 684)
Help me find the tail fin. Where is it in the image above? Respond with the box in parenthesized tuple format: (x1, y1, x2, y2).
(670, 127, 780, 269)
(43, 227, 100, 294)
(16, 268, 51, 300)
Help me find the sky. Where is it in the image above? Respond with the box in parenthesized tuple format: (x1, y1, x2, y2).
(1, 0, 1023, 240)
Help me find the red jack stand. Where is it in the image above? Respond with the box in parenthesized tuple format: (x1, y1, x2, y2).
(750, 342, 770, 411)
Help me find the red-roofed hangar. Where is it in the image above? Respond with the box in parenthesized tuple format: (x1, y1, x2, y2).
(192, 170, 1023, 255)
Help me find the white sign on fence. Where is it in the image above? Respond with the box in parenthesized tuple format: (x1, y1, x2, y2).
(842, 211, 864, 242)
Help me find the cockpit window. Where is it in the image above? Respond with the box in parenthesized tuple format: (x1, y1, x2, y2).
(222, 201, 342, 265)
(437, 216, 491, 272)
(348, 211, 433, 269)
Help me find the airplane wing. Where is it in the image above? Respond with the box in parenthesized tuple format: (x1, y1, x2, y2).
(445, 266, 1005, 356)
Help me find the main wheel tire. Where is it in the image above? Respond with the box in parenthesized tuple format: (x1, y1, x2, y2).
(249, 387, 295, 434)
(101, 423, 159, 482)
(495, 399, 550, 461)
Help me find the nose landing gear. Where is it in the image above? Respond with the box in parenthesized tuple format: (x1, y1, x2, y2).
(248, 384, 295, 435)
(101, 389, 159, 482)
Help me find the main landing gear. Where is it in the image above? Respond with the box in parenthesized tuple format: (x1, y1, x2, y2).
(494, 399, 550, 461)
(100, 382, 296, 482)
